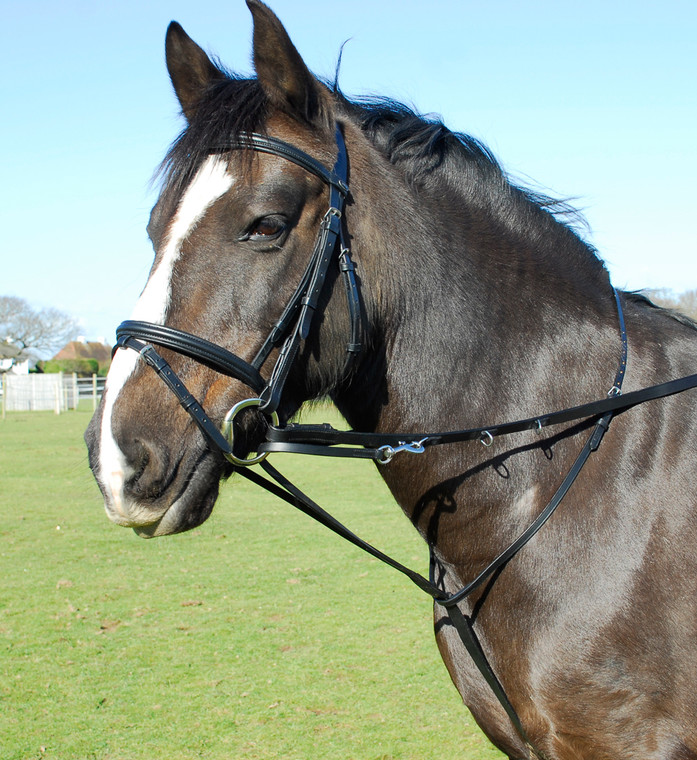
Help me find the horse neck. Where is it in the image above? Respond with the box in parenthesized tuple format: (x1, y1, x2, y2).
(323, 134, 628, 592)
(336, 131, 621, 433)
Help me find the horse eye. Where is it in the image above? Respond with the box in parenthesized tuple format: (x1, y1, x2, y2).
(247, 216, 287, 241)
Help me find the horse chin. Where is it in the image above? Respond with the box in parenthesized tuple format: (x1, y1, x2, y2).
(130, 453, 223, 538)
(133, 485, 218, 538)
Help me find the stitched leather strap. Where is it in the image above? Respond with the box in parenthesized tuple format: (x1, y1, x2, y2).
(116, 125, 359, 417)
(116, 335, 236, 455)
(224, 132, 349, 197)
(261, 372, 697, 459)
(115, 321, 265, 394)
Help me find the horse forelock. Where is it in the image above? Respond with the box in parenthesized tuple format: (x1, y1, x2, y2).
(155, 74, 269, 211)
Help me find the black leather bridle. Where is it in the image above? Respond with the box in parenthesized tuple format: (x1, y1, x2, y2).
(116, 125, 361, 465)
(113, 123, 697, 759)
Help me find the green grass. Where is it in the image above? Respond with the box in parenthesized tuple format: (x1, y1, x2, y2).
(0, 405, 504, 760)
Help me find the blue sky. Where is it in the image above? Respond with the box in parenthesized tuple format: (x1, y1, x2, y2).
(2, 0, 695, 342)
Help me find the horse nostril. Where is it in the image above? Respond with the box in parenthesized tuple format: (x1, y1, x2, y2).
(122, 439, 172, 500)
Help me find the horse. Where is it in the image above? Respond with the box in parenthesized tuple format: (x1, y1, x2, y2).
(84, 2, 697, 757)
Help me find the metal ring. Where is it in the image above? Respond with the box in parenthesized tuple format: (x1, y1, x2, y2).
(377, 445, 396, 465)
(221, 398, 279, 466)
(480, 430, 494, 447)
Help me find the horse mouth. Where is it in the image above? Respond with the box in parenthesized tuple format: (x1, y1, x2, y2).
(133, 469, 220, 538)
(101, 449, 226, 538)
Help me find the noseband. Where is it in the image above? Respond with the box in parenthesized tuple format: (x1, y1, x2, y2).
(113, 123, 697, 760)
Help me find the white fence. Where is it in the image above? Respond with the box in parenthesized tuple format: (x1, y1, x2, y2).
(1, 373, 105, 414)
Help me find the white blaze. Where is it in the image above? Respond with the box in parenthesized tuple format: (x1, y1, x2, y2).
(98, 156, 234, 520)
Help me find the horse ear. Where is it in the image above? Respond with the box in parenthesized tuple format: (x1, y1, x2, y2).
(165, 21, 225, 121)
(246, 0, 327, 125)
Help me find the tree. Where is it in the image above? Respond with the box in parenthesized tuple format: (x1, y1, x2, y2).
(40, 358, 99, 376)
(0, 296, 80, 358)
(646, 288, 697, 321)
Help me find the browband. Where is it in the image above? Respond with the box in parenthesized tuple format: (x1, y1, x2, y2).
(223, 132, 350, 197)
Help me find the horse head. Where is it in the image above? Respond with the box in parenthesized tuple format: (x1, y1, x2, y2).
(85, 0, 361, 536)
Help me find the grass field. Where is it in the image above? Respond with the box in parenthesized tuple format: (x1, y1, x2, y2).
(0, 404, 505, 760)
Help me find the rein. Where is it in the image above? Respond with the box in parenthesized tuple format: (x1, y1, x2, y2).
(113, 125, 697, 759)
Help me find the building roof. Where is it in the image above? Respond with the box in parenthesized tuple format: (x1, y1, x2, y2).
(53, 340, 112, 365)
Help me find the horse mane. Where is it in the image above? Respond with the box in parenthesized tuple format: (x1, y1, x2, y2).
(156, 66, 597, 269)
(339, 94, 592, 237)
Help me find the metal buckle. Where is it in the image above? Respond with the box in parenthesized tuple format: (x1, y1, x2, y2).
(221, 398, 279, 466)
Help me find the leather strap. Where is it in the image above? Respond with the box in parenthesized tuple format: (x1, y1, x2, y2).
(116, 335, 236, 455)
(244, 413, 614, 610)
(339, 248, 363, 373)
(236, 432, 606, 760)
(260, 372, 697, 459)
(115, 322, 265, 394)
(224, 132, 349, 198)
(445, 603, 546, 759)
